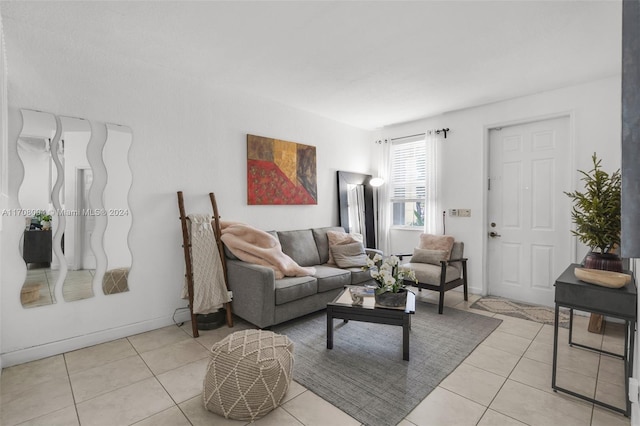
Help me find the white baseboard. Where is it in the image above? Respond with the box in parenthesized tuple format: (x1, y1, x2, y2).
(1, 310, 192, 368)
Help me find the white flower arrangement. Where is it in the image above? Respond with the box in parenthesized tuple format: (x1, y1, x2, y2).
(366, 254, 417, 294)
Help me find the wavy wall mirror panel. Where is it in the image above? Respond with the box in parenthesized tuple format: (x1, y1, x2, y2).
(101, 124, 132, 295)
(86, 124, 108, 299)
(58, 116, 95, 302)
(18, 109, 59, 308)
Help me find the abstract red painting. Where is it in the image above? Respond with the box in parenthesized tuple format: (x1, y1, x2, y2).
(247, 134, 317, 205)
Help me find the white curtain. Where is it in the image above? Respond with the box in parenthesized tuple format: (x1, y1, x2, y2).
(424, 130, 441, 235)
(376, 139, 392, 254)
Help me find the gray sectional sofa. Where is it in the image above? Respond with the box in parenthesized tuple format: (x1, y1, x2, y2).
(225, 226, 378, 328)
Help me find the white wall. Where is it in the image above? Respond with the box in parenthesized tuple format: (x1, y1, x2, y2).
(16, 146, 50, 212)
(0, 18, 373, 366)
(379, 76, 621, 296)
(0, 10, 8, 373)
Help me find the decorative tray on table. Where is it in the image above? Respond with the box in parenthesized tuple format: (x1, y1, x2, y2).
(574, 267, 632, 288)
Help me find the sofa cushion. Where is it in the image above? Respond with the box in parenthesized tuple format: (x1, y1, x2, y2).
(326, 230, 364, 264)
(277, 229, 321, 267)
(418, 234, 455, 260)
(331, 242, 368, 268)
(275, 276, 318, 305)
(348, 267, 374, 285)
(223, 244, 239, 260)
(312, 227, 345, 264)
(411, 248, 449, 265)
(313, 265, 351, 292)
(400, 262, 461, 286)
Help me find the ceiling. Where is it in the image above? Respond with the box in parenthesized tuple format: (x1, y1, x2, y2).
(1, 1, 622, 130)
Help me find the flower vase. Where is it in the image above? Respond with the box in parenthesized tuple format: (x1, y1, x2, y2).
(375, 288, 408, 308)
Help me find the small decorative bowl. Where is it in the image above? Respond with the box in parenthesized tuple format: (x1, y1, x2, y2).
(349, 287, 366, 305)
(574, 267, 632, 288)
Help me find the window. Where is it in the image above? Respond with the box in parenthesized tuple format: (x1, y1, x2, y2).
(390, 138, 426, 227)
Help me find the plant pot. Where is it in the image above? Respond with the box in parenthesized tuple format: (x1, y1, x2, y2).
(375, 289, 407, 307)
(583, 252, 623, 273)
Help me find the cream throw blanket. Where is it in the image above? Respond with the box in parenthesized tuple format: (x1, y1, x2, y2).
(182, 214, 231, 314)
(220, 221, 316, 279)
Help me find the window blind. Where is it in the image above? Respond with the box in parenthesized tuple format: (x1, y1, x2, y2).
(391, 139, 426, 201)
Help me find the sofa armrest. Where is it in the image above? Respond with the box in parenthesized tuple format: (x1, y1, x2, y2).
(226, 259, 276, 328)
(365, 248, 383, 258)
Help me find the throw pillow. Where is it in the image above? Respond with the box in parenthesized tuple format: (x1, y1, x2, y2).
(331, 242, 369, 268)
(411, 248, 449, 265)
(418, 234, 455, 260)
(326, 230, 364, 264)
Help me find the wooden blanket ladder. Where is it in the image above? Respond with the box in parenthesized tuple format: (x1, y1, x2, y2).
(177, 191, 233, 338)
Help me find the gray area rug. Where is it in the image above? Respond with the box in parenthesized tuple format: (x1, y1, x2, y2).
(272, 301, 502, 426)
(470, 296, 571, 328)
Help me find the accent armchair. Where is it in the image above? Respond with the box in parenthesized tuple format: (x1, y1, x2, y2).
(398, 235, 468, 314)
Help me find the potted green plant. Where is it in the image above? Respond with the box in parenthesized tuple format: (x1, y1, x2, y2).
(34, 210, 53, 230)
(564, 153, 621, 271)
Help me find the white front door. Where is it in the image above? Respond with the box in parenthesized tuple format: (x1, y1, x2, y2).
(487, 116, 572, 307)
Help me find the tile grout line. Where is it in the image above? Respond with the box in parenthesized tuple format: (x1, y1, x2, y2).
(503, 321, 600, 420)
(62, 352, 83, 426)
(458, 312, 602, 425)
(279, 390, 311, 426)
(432, 302, 523, 425)
(123, 326, 225, 425)
(123, 335, 181, 425)
(472, 318, 542, 426)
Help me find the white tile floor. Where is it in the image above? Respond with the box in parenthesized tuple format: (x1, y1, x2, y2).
(0, 289, 632, 426)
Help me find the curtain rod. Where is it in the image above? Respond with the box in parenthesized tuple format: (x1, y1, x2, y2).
(390, 133, 425, 141)
(378, 128, 450, 143)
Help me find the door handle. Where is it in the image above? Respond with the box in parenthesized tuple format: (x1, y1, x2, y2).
(489, 231, 501, 238)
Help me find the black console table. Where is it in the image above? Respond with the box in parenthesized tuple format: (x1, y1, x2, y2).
(553, 263, 637, 416)
(23, 229, 52, 265)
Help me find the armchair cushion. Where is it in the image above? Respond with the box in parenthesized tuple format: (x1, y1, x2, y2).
(411, 248, 449, 265)
(418, 234, 455, 259)
(401, 262, 462, 286)
(331, 242, 368, 268)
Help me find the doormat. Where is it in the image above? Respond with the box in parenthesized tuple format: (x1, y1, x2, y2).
(470, 296, 570, 328)
(272, 302, 501, 426)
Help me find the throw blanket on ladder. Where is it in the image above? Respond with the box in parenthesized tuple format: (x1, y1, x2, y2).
(182, 214, 231, 314)
(220, 221, 316, 279)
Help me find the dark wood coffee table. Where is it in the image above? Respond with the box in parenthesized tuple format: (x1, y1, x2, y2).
(326, 286, 416, 360)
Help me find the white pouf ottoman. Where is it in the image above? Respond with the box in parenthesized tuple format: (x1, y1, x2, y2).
(203, 329, 294, 421)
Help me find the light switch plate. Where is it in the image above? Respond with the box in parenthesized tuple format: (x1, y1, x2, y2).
(458, 209, 471, 217)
